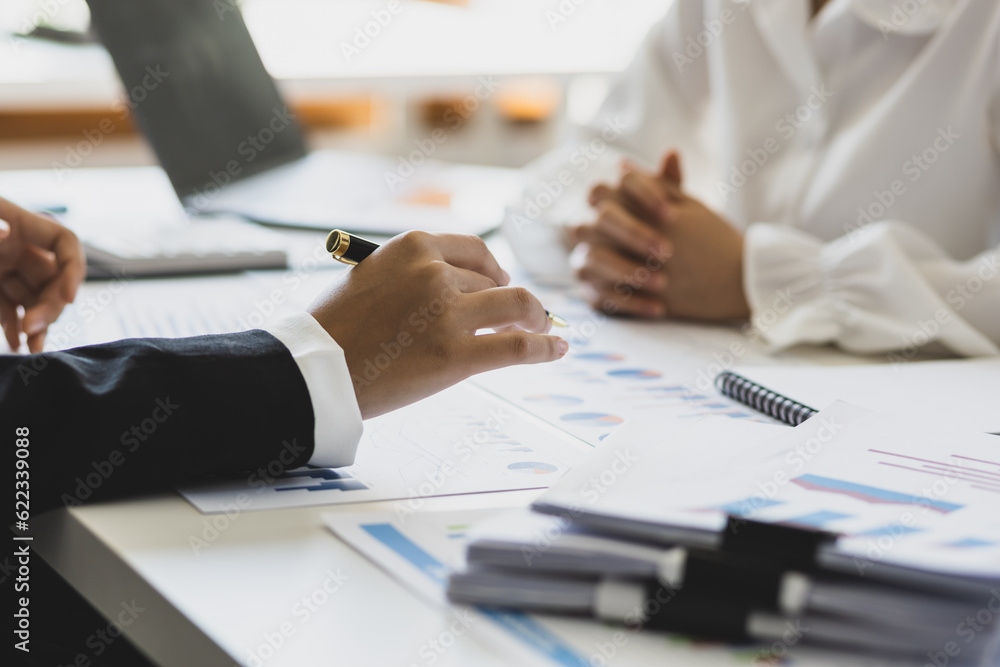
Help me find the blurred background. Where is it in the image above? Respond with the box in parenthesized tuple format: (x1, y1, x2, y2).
(0, 0, 667, 171)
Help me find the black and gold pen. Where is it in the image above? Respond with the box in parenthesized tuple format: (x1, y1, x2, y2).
(326, 229, 568, 327)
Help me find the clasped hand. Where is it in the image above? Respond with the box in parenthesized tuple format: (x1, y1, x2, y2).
(570, 151, 750, 321)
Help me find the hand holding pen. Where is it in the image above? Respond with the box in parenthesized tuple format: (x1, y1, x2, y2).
(327, 230, 568, 328)
(309, 230, 569, 419)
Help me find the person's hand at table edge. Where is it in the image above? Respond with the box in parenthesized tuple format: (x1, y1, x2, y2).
(0, 196, 86, 353)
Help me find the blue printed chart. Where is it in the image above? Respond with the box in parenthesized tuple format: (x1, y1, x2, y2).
(178, 383, 590, 513)
(475, 350, 769, 446)
(701, 404, 1000, 578)
(323, 509, 773, 667)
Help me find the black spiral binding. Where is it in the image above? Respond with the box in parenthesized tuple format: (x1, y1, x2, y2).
(714, 371, 818, 426)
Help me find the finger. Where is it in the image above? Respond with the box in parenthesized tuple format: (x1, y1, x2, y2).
(566, 223, 588, 247)
(459, 286, 552, 334)
(22, 278, 70, 337)
(579, 283, 667, 319)
(446, 265, 499, 294)
(415, 232, 508, 287)
(587, 183, 617, 207)
(620, 169, 668, 217)
(1, 273, 37, 307)
(574, 243, 667, 292)
(0, 291, 21, 351)
(593, 200, 672, 259)
(464, 331, 567, 374)
(660, 150, 683, 185)
(620, 169, 679, 227)
(14, 244, 58, 290)
(0, 199, 85, 302)
(26, 330, 46, 354)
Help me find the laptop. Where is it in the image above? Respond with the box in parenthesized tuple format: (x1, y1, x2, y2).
(84, 0, 518, 235)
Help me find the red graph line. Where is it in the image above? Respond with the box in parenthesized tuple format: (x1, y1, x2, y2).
(921, 465, 1000, 489)
(951, 454, 1000, 468)
(869, 449, 1000, 479)
(877, 462, 1000, 494)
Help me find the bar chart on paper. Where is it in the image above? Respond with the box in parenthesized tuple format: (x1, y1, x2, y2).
(702, 405, 1000, 578)
(178, 382, 591, 513)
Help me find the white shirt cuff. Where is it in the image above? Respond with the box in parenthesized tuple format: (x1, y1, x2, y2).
(264, 312, 363, 467)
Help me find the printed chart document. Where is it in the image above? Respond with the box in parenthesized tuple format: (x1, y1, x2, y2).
(472, 287, 777, 446)
(731, 358, 1000, 433)
(323, 508, 900, 667)
(179, 383, 591, 512)
(535, 403, 1000, 585)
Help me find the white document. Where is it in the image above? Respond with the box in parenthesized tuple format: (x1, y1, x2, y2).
(732, 358, 1000, 434)
(179, 383, 591, 513)
(533, 417, 791, 543)
(473, 288, 777, 447)
(537, 403, 1000, 581)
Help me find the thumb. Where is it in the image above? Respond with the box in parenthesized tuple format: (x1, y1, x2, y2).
(21, 280, 66, 337)
(660, 150, 683, 186)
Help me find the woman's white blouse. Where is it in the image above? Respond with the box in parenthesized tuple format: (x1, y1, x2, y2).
(508, 0, 1000, 355)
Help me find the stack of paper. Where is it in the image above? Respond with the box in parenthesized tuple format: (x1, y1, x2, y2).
(445, 405, 1000, 663)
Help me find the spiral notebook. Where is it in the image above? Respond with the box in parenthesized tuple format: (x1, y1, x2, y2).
(714, 358, 1000, 434)
(714, 371, 817, 426)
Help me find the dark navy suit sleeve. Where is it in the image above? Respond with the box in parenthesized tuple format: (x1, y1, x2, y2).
(2, 330, 315, 513)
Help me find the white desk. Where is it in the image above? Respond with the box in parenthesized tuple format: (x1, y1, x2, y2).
(3, 155, 887, 666)
(27, 269, 873, 666)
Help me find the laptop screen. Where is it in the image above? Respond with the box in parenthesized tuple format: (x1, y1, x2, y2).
(86, 0, 307, 203)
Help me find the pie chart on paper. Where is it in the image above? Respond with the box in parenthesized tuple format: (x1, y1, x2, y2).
(507, 461, 559, 475)
(523, 394, 584, 407)
(607, 369, 662, 379)
(574, 352, 625, 362)
(559, 412, 625, 428)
